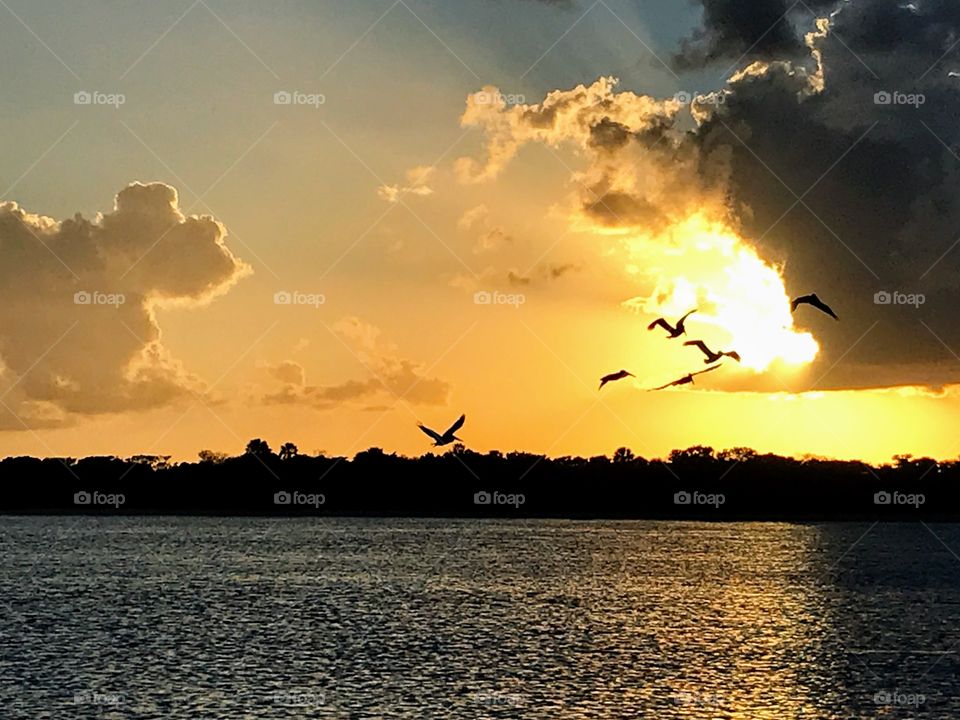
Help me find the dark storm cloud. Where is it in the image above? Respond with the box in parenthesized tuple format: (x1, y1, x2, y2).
(458, 1, 960, 388)
(685, 0, 960, 387)
(674, 0, 839, 69)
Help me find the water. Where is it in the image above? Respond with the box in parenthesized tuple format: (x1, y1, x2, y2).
(1, 518, 958, 718)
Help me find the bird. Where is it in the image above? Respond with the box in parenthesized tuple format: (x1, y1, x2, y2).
(418, 414, 465, 446)
(647, 309, 697, 338)
(791, 293, 838, 320)
(649, 364, 722, 391)
(599, 369, 634, 390)
(684, 340, 741, 364)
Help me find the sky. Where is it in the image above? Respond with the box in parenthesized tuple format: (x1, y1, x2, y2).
(2, 0, 960, 463)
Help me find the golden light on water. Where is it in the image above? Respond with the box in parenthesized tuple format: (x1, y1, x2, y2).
(625, 215, 819, 372)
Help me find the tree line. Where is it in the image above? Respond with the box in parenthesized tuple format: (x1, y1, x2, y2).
(0, 441, 954, 518)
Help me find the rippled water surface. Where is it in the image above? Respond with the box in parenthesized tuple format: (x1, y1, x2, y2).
(2, 518, 959, 718)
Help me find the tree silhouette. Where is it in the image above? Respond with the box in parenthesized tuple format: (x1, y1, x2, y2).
(198, 450, 228, 464)
(245, 439, 272, 457)
(3, 441, 958, 518)
(127, 454, 171, 470)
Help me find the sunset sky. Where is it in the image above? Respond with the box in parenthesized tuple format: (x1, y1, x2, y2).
(2, 0, 960, 463)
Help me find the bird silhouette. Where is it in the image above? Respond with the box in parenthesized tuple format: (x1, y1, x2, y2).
(684, 340, 741, 364)
(649, 364, 722, 391)
(647, 309, 697, 338)
(791, 293, 838, 320)
(599, 369, 634, 390)
(418, 414, 465, 446)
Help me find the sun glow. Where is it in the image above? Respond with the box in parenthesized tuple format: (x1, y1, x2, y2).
(625, 215, 819, 371)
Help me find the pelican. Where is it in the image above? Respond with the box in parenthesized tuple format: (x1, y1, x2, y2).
(599, 369, 634, 390)
(418, 414, 465, 446)
(649, 364, 721, 391)
(684, 340, 741, 364)
(791, 293, 838, 320)
(647, 309, 697, 338)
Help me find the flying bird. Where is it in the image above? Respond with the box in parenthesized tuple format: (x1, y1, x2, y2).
(647, 309, 697, 338)
(418, 414, 466, 446)
(684, 340, 741, 364)
(599, 369, 634, 390)
(649, 364, 722, 391)
(791, 293, 838, 320)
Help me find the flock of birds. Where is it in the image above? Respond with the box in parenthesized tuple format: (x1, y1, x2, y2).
(599, 292, 839, 392)
(417, 293, 838, 446)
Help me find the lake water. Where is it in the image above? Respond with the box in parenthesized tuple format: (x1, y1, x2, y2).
(1, 518, 958, 718)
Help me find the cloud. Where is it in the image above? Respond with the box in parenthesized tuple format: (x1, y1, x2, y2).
(267, 360, 306, 386)
(453, 0, 960, 388)
(507, 270, 532, 287)
(454, 80, 684, 185)
(0, 182, 249, 429)
(544, 262, 577, 279)
(507, 263, 578, 287)
(377, 164, 435, 203)
(680, 1, 960, 386)
(457, 203, 513, 253)
(457, 204, 489, 230)
(673, 0, 838, 69)
(454, 78, 730, 232)
(263, 317, 451, 409)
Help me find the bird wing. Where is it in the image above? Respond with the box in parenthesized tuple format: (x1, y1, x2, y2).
(444, 414, 466, 436)
(791, 294, 814, 312)
(725, 351, 742, 362)
(684, 340, 711, 357)
(418, 424, 443, 442)
(692, 364, 722, 377)
(811, 295, 839, 319)
(678, 309, 697, 325)
(649, 373, 687, 391)
(647, 318, 670, 332)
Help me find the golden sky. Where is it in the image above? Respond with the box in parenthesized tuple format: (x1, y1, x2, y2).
(1, 0, 959, 463)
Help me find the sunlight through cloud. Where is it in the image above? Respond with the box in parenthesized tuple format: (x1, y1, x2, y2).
(624, 214, 819, 371)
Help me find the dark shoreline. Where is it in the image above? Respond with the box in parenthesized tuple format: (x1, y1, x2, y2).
(1, 445, 954, 520)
